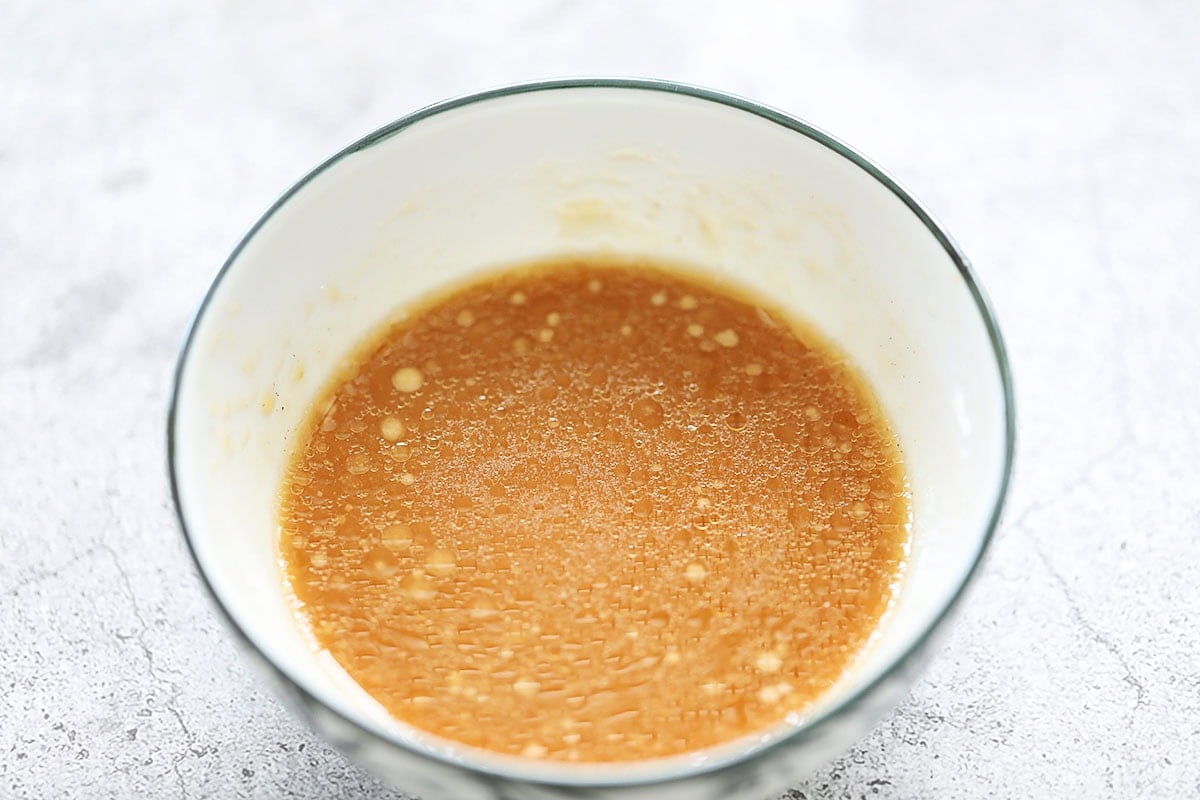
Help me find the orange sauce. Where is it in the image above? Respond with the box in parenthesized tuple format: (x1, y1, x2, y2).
(280, 257, 908, 762)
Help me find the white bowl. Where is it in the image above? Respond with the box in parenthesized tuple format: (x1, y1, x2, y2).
(168, 79, 1014, 800)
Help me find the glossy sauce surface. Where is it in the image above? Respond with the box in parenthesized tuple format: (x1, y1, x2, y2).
(280, 258, 908, 761)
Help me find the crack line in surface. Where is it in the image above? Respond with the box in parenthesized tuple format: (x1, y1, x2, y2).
(98, 541, 195, 800)
(0, 547, 101, 598)
(1018, 527, 1148, 712)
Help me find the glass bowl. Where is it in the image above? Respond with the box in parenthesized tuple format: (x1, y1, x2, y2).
(168, 79, 1015, 800)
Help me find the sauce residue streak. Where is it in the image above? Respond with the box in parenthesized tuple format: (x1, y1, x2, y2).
(280, 257, 908, 762)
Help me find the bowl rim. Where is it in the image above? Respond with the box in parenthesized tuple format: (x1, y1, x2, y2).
(166, 77, 1016, 789)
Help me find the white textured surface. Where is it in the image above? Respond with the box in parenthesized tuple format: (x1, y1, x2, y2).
(1, 2, 1197, 798)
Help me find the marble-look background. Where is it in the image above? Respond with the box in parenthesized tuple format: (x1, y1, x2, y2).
(2, 2, 1197, 798)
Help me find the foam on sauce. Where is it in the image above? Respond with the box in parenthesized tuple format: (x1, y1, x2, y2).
(280, 257, 908, 762)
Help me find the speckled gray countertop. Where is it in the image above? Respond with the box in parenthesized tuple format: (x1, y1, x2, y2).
(2, 2, 1198, 798)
